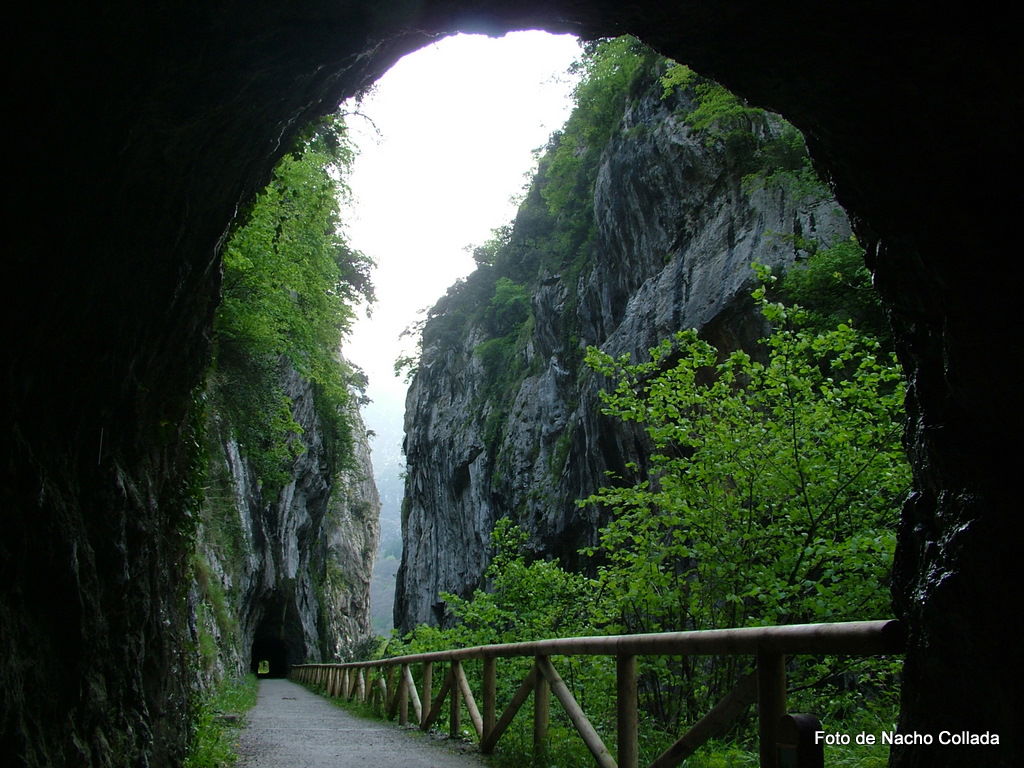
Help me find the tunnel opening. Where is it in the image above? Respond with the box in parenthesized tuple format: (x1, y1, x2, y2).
(250, 632, 291, 678)
(249, 597, 310, 679)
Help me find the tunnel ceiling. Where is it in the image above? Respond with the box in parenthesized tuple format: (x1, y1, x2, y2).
(3, 2, 1020, 767)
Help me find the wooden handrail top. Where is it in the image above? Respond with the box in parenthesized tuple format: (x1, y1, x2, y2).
(297, 619, 903, 670)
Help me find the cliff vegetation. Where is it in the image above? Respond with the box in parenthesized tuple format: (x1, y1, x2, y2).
(397, 34, 863, 627)
(391, 38, 908, 767)
(185, 116, 381, 762)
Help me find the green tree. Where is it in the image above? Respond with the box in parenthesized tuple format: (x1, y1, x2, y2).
(486, 277, 531, 336)
(439, 519, 594, 646)
(777, 236, 891, 349)
(212, 115, 373, 489)
(580, 272, 909, 722)
(583, 272, 908, 633)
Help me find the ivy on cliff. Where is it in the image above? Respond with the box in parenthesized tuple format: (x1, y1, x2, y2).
(212, 115, 374, 491)
(542, 36, 651, 222)
(399, 38, 654, 469)
(661, 63, 829, 206)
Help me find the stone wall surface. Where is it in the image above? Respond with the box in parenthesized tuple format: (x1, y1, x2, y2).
(182, 363, 380, 707)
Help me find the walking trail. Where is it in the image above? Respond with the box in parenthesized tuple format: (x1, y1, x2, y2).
(236, 678, 492, 768)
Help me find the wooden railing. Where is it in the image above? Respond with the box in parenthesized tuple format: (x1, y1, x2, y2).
(290, 619, 904, 768)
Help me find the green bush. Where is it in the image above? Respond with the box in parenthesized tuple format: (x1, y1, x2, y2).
(212, 115, 373, 492)
(777, 236, 891, 349)
(185, 674, 258, 768)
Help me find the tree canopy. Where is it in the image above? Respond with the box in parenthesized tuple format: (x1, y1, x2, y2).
(211, 116, 374, 489)
(582, 268, 908, 637)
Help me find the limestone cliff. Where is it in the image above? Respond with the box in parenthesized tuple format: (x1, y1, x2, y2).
(396, 59, 851, 631)
(192, 361, 380, 685)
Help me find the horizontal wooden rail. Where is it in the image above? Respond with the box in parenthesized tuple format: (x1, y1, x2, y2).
(290, 619, 903, 768)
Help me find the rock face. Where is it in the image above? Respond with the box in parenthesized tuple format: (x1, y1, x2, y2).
(193, 364, 379, 685)
(3, 2, 1018, 767)
(396, 68, 851, 631)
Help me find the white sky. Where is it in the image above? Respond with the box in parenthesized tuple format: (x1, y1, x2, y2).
(341, 31, 582, 496)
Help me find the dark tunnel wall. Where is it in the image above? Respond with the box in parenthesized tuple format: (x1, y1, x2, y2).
(2, 2, 1019, 766)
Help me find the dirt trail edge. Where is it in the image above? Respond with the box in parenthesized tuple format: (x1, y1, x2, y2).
(237, 678, 492, 768)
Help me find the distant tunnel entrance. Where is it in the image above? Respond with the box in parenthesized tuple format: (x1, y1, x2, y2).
(251, 631, 291, 678)
(249, 594, 311, 678)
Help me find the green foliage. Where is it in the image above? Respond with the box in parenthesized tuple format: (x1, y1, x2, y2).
(447, 519, 595, 644)
(471, 279, 534, 435)
(776, 236, 891, 349)
(193, 554, 238, 640)
(661, 63, 828, 204)
(394, 520, 594, 652)
(660, 62, 764, 174)
(583, 272, 907, 632)
(549, 427, 575, 479)
(475, 334, 519, 383)
(486, 277, 531, 336)
(659, 63, 697, 99)
(197, 419, 248, 566)
(580, 271, 908, 725)
(185, 674, 258, 768)
(685, 83, 763, 139)
(470, 224, 512, 267)
(212, 115, 373, 490)
(542, 37, 650, 222)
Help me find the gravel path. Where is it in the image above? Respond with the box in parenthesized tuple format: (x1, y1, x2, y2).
(236, 678, 492, 768)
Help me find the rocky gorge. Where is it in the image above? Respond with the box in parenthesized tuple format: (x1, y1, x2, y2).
(192, 363, 379, 685)
(396, 56, 852, 631)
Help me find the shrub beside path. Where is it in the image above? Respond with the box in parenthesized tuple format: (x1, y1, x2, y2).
(237, 678, 490, 768)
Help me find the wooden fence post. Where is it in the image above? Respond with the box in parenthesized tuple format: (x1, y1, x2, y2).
(618, 654, 638, 768)
(757, 652, 786, 768)
(481, 663, 537, 755)
(376, 667, 389, 714)
(483, 657, 496, 744)
(536, 656, 616, 768)
(422, 662, 433, 724)
(422, 665, 452, 732)
(534, 656, 550, 758)
(398, 664, 410, 725)
(450, 663, 462, 738)
(453, 660, 483, 739)
(403, 663, 423, 724)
